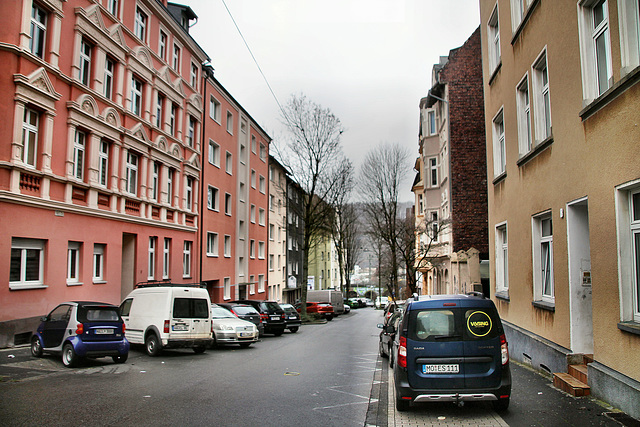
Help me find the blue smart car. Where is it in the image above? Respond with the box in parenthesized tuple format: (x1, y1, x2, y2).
(391, 294, 511, 411)
(31, 301, 129, 367)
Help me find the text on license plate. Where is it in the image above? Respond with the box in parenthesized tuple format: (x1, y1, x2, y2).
(422, 364, 460, 374)
(239, 332, 252, 337)
(172, 324, 189, 331)
(289, 316, 297, 319)
(270, 316, 280, 320)
(95, 329, 111, 335)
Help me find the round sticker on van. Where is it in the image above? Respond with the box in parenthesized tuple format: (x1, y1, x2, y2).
(467, 311, 492, 337)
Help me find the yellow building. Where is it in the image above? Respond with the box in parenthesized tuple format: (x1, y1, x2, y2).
(480, 0, 640, 417)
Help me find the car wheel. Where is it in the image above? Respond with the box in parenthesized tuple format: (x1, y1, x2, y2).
(239, 343, 251, 348)
(289, 327, 299, 333)
(62, 343, 79, 368)
(193, 345, 206, 354)
(379, 340, 388, 358)
(492, 397, 510, 412)
(112, 354, 128, 364)
(396, 396, 410, 412)
(30, 336, 43, 358)
(326, 315, 333, 321)
(145, 334, 162, 357)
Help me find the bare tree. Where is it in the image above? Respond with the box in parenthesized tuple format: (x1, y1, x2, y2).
(358, 143, 410, 300)
(278, 94, 347, 316)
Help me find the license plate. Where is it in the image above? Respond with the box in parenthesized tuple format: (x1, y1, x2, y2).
(422, 364, 460, 374)
(95, 329, 111, 335)
(270, 316, 280, 320)
(172, 324, 188, 331)
(239, 332, 252, 337)
(289, 316, 297, 320)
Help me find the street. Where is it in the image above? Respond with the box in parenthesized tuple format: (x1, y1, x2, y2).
(0, 309, 633, 427)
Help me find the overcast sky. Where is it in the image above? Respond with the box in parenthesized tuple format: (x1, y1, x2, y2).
(184, 0, 481, 202)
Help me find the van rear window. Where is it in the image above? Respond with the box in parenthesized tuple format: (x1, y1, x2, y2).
(173, 298, 209, 319)
(408, 307, 502, 341)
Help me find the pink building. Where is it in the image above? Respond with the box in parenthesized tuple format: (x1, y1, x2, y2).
(0, 0, 208, 346)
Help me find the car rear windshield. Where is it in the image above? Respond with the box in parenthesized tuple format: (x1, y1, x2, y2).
(233, 306, 258, 315)
(407, 307, 502, 342)
(260, 302, 282, 313)
(78, 306, 120, 322)
(173, 298, 209, 319)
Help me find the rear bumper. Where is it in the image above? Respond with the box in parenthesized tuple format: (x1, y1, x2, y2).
(70, 337, 129, 357)
(164, 338, 214, 348)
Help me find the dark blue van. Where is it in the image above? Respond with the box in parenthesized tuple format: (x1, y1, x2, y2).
(391, 294, 511, 411)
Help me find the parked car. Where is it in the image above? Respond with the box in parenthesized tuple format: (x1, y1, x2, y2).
(120, 282, 213, 356)
(210, 304, 258, 348)
(375, 296, 388, 309)
(218, 303, 264, 336)
(365, 298, 374, 307)
(296, 302, 334, 320)
(279, 303, 301, 333)
(377, 309, 402, 359)
(390, 294, 511, 412)
(31, 301, 129, 367)
(347, 298, 366, 308)
(232, 300, 286, 336)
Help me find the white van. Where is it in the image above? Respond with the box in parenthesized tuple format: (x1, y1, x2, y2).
(120, 284, 213, 356)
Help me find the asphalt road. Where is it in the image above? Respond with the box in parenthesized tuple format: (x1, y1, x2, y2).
(0, 308, 381, 426)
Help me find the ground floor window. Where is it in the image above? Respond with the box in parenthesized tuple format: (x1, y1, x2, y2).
(224, 277, 231, 300)
(67, 241, 82, 285)
(93, 244, 105, 282)
(617, 183, 640, 323)
(10, 238, 45, 289)
(532, 212, 554, 304)
(495, 223, 508, 294)
(183, 241, 192, 278)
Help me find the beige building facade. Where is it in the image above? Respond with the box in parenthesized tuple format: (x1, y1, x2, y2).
(480, 0, 640, 417)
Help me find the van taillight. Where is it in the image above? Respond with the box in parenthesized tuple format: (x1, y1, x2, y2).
(398, 336, 407, 368)
(75, 323, 84, 335)
(164, 320, 170, 334)
(500, 334, 509, 365)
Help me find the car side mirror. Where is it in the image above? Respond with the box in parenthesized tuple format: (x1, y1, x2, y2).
(40, 316, 48, 322)
(377, 323, 384, 329)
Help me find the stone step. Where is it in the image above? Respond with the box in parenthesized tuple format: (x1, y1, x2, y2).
(568, 364, 588, 384)
(553, 372, 591, 397)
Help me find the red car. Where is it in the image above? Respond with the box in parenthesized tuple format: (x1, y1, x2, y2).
(296, 302, 334, 321)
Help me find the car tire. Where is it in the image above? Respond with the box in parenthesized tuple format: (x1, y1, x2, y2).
(326, 315, 333, 321)
(62, 343, 79, 368)
(239, 343, 251, 348)
(112, 354, 128, 364)
(30, 336, 43, 358)
(289, 327, 299, 333)
(492, 397, 510, 412)
(193, 345, 206, 354)
(145, 334, 162, 357)
(396, 396, 410, 412)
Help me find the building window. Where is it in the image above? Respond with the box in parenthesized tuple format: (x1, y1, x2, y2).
(209, 140, 220, 166)
(167, 168, 174, 204)
(104, 56, 114, 99)
(126, 152, 138, 195)
(226, 152, 233, 174)
(251, 170, 256, 189)
(224, 235, 231, 257)
(224, 277, 231, 300)
(239, 220, 245, 240)
(260, 143, 266, 161)
(495, 223, 508, 294)
(259, 208, 265, 226)
(183, 241, 192, 278)
(269, 254, 274, 271)
(516, 75, 532, 155)
(428, 110, 436, 135)
(73, 130, 85, 180)
(578, 0, 613, 101)
(107, 0, 119, 17)
(225, 193, 232, 215)
(259, 176, 266, 194)
(98, 139, 109, 187)
(208, 186, 219, 211)
(170, 104, 177, 137)
(258, 274, 265, 293)
(173, 44, 181, 71)
(251, 204, 256, 223)
(617, 0, 640, 76)
(159, 30, 167, 61)
(135, 7, 147, 41)
(22, 108, 39, 168)
(187, 116, 195, 147)
(93, 244, 105, 282)
(10, 238, 45, 288)
(250, 240, 255, 259)
(226, 111, 233, 134)
(186, 176, 193, 211)
(510, 0, 528, 31)
(488, 5, 501, 72)
(30, 3, 47, 59)
(207, 232, 218, 257)
(533, 212, 554, 304)
(148, 237, 156, 280)
(269, 223, 275, 240)
(156, 93, 164, 129)
(532, 50, 552, 141)
(251, 135, 257, 153)
(430, 211, 439, 241)
(210, 96, 221, 122)
(190, 63, 198, 88)
(151, 162, 159, 201)
(429, 157, 438, 187)
(79, 39, 92, 86)
(66, 241, 81, 285)
(616, 183, 640, 323)
(258, 242, 265, 259)
(131, 76, 143, 116)
(249, 275, 255, 294)
(492, 109, 506, 177)
(163, 238, 170, 279)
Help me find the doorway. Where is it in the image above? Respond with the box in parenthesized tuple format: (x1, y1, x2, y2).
(121, 233, 137, 300)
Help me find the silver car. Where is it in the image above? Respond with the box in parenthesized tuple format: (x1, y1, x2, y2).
(211, 304, 258, 348)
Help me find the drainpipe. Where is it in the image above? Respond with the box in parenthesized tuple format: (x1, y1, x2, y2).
(199, 65, 213, 285)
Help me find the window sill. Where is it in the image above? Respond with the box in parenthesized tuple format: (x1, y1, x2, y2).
(92, 280, 107, 285)
(488, 62, 502, 86)
(9, 283, 48, 291)
(517, 135, 554, 167)
(66, 282, 83, 287)
(495, 290, 510, 301)
(532, 300, 555, 312)
(492, 171, 507, 185)
(617, 321, 640, 336)
(580, 65, 640, 121)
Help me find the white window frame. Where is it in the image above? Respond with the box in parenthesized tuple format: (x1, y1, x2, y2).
(259, 208, 265, 226)
(224, 277, 231, 300)
(170, 103, 177, 136)
(10, 238, 45, 289)
(148, 237, 156, 280)
(73, 129, 85, 180)
(30, 3, 47, 59)
(495, 222, 508, 294)
(151, 162, 159, 201)
(532, 49, 552, 142)
(487, 4, 501, 72)
(532, 212, 554, 304)
(104, 56, 114, 99)
(224, 235, 231, 258)
(209, 140, 220, 166)
(251, 170, 256, 189)
(131, 76, 142, 116)
(163, 238, 170, 279)
(260, 143, 266, 161)
(251, 204, 256, 223)
(578, 0, 613, 102)
(258, 241, 265, 259)
(172, 43, 181, 72)
(250, 240, 255, 259)
(225, 193, 232, 215)
(617, 0, 640, 76)
(258, 274, 265, 293)
(159, 30, 167, 61)
(126, 152, 138, 196)
(226, 152, 233, 174)
(108, 0, 119, 16)
(134, 7, 147, 42)
(187, 116, 195, 147)
(207, 232, 219, 257)
(66, 241, 81, 285)
(167, 168, 174, 204)
(208, 185, 219, 211)
(429, 157, 438, 187)
(615, 180, 640, 323)
(516, 74, 533, 155)
(183, 241, 192, 278)
(156, 93, 164, 129)
(259, 176, 266, 194)
(190, 62, 198, 89)
(22, 108, 39, 168)
(93, 243, 105, 282)
(226, 111, 233, 134)
(210, 96, 221, 122)
(492, 108, 506, 177)
(98, 139, 109, 187)
(185, 176, 193, 211)
(427, 110, 437, 135)
(79, 38, 92, 86)
(510, 0, 528, 32)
